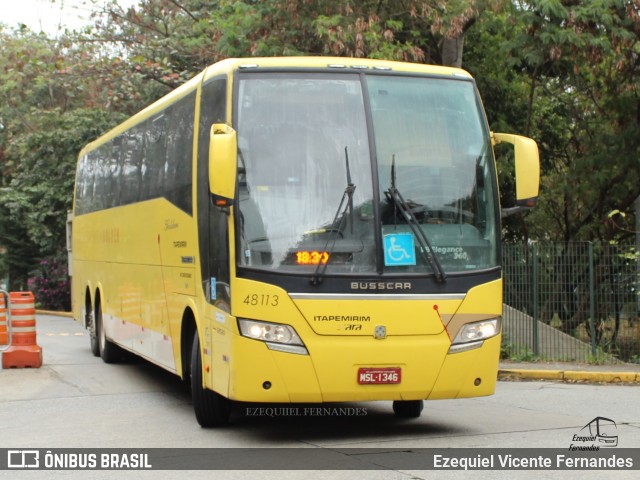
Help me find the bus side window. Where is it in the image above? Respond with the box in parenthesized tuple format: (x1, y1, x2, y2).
(164, 93, 195, 215)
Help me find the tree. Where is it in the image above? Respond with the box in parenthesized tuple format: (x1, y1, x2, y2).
(502, 0, 640, 244)
(463, 0, 639, 244)
(94, 0, 503, 79)
(0, 27, 129, 289)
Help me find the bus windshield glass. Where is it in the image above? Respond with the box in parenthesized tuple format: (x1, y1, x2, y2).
(236, 72, 498, 276)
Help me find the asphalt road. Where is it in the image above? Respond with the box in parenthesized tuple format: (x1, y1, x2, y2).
(1, 314, 638, 479)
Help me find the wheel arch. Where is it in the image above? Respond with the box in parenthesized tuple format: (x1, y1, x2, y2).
(93, 283, 105, 318)
(180, 307, 197, 381)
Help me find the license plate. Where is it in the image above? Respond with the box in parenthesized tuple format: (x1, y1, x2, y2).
(357, 367, 401, 385)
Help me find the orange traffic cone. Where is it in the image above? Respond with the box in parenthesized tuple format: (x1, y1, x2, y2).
(0, 294, 8, 346)
(2, 291, 42, 368)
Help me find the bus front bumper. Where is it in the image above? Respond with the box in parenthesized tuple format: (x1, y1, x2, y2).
(219, 332, 501, 403)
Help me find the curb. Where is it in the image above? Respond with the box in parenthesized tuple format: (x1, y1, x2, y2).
(499, 369, 640, 384)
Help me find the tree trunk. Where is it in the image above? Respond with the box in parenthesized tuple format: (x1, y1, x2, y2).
(441, 35, 464, 68)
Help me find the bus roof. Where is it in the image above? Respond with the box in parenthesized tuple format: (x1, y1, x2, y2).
(203, 56, 471, 80)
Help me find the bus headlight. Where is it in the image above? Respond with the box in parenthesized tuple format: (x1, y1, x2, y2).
(238, 319, 308, 355)
(449, 318, 500, 353)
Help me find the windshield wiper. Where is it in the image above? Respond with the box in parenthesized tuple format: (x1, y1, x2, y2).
(310, 147, 355, 285)
(384, 155, 447, 283)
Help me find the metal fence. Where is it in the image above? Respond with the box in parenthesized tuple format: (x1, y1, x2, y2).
(502, 242, 639, 364)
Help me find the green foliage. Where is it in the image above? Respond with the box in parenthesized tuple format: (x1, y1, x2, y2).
(501, 0, 640, 243)
(0, 108, 124, 287)
(586, 348, 610, 366)
(96, 0, 493, 68)
(0, 26, 134, 288)
(27, 255, 71, 311)
(464, 0, 640, 244)
(500, 335, 540, 362)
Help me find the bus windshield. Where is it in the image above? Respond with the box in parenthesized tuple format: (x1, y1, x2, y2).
(236, 72, 498, 276)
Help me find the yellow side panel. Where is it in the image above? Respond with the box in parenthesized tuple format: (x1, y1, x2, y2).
(72, 198, 198, 372)
(201, 306, 232, 396)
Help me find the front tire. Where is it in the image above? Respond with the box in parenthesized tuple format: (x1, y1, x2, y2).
(393, 400, 424, 418)
(190, 331, 231, 427)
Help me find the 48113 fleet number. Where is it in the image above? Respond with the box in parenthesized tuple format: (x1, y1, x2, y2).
(243, 294, 279, 307)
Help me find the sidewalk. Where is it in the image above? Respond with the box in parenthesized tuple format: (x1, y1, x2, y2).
(499, 360, 640, 384)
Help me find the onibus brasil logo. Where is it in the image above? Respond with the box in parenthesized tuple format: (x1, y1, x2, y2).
(570, 417, 619, 451)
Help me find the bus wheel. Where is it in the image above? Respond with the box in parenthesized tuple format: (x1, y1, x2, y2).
(87, 306, 100, 357)
(190, 331, 231, 427)
(392, 400, 424, 418)
(97, 302, 120, 364)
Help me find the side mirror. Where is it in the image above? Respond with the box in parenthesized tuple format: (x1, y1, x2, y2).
(492, 132, 540, 217)
(209, 123, 237, 206)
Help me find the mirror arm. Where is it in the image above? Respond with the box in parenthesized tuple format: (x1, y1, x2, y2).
(501, 206, 533, 218)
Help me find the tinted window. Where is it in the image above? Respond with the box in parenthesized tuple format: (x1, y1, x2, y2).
(75, 92, 196, 215)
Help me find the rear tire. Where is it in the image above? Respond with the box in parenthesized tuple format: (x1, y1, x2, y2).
(190, 331, 231, 427)
(393, 400, 424, 418)
(87, 306, 100, 357)
(97, 301, 121, 364)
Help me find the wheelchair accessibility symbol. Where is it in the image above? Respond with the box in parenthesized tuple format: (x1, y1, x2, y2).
(384, 233, 416, 266)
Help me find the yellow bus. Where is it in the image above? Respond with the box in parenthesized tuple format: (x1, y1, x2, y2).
(71, 57, 539, 426)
